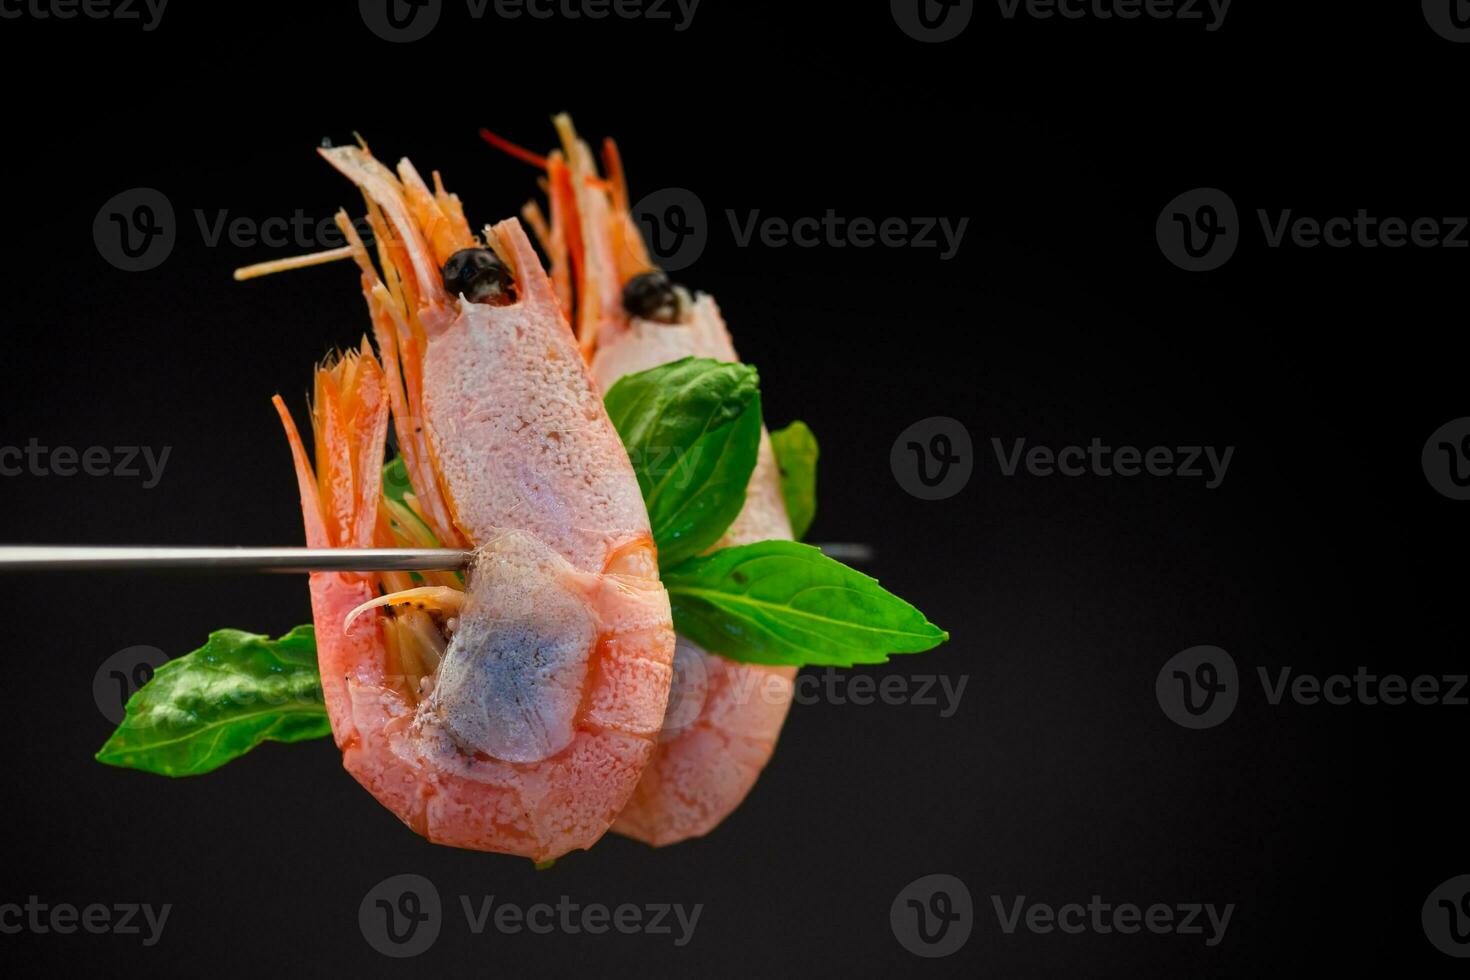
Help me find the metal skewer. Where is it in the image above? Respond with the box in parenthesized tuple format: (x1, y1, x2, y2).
(0, 546, 471, 574)
(0, 542, 873, 574)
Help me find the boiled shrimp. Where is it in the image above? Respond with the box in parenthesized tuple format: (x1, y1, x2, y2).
(265, 142, 675, 860)
(492, 116, 799, 846)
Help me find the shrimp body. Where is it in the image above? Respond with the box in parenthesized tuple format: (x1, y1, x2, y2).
(275, 145, 674, 860)
(522, 117, 798, 845)
(592, 305, 798, 847)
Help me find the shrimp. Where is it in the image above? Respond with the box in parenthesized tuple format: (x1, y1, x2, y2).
(268, 142, 675, 860)
(492, 116, 798, 846)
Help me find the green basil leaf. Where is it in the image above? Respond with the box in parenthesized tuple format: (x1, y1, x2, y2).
(603, 357, 763, 567)
(382, 455, 413, 503)
(663, 540, 948, 667)
(769, 420, 818, 540)
(96, 625, 331, 777)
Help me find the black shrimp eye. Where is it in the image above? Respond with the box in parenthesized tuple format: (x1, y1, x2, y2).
(442, 248, 515, 305)
(622, 271, 689, 324)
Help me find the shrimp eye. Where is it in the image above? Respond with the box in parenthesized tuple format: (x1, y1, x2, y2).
(443, 248, 515, 305)
(622, 271, 690, 324)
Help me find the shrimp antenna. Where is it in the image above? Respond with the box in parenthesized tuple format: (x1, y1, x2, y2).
(233, 245, 358, 281)
(480, 126, 611, 190)
(479, 127, 553, 170)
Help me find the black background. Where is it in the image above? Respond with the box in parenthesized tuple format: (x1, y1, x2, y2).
(1, 1, 1465, 976)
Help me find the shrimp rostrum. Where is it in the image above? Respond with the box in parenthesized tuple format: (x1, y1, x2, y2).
(272, 144, 675, 860)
